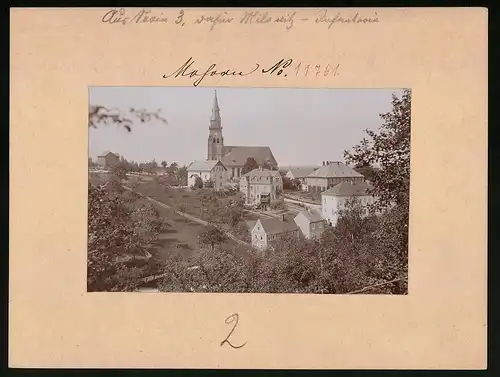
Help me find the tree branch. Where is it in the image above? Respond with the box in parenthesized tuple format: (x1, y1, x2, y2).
(345, 275, 408, 294)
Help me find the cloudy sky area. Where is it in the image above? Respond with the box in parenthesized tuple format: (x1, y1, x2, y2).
(89, 87, 401, 167)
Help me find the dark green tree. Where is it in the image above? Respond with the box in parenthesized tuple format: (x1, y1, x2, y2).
(242, 157, 259, 175)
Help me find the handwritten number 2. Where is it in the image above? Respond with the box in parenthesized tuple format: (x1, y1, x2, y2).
(220, 313, 247, 349)
(175, 10, 184, 24)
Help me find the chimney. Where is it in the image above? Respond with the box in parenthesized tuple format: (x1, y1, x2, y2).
(281, 214, 286, 221)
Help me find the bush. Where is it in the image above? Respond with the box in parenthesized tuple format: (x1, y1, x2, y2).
(270, 199, 285, 210)
(193, 176, 203, 189)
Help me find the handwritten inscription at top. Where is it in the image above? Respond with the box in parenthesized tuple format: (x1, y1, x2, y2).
(163, 57, 340, 87)
(101, 8, 380, 30)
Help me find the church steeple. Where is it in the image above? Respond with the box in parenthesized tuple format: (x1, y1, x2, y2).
(210, 90, 221, 124)
(207, 90, 224, 160)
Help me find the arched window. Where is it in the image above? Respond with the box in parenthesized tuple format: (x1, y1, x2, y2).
(216, 138, 219, 143)
(213, 138, 216, 143)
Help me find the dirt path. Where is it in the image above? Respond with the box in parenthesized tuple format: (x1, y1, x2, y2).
(283, 196, 322, 210)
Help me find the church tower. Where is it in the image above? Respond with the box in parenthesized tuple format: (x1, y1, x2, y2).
(207, 90, 224, 161)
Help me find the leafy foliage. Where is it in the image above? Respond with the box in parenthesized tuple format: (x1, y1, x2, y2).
(89, 105, 168, 132)
(110, 159, 130, 180)
(344, 89, 411, 211)
(160, 248, 249, 293)
(282, 176, 300, 190)
(87, 179, 166, 291)
(343, 89, 411, 293)
(261, 161, 272, 170)
(354, 164, 379, 183)
(198, 225, 228, 250)
(242, 157, 259, 175)
(193, 176, 203, 189)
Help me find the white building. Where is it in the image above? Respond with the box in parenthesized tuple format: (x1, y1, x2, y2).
(187, 160, 228, 191)
(305, 161, 365, 193)
(240, 167, 282, 206)
(293, 208, 326, 239)
(321, 181, 374, 226)
(250, 217, 300, 251)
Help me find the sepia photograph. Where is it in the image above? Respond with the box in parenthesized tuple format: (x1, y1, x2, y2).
(88, 87, 411, 294)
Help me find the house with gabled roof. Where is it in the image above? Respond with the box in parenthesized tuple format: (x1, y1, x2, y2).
(305, 161, 365, 192)
(239, 167, 282, 206)
(250, 217, 300, 251)
(205, 90, 278, 179)
(187, 159, 227, 191)
(97, 150, 120, 169)
(321, 181, 374, 226)
(284, 166, 321, 191)
(294, 208, 326, 239)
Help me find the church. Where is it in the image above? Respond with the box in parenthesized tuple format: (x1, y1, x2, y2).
(207, 90, 278, 179)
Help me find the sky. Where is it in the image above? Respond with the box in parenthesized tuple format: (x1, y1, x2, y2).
(89, 87, 401, 167)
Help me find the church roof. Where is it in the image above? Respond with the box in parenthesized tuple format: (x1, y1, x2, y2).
(187, 160, 226, 172)
(307, 161, 364, 179)
(321, 181, 372, 197)
(221, 146, 278, 167)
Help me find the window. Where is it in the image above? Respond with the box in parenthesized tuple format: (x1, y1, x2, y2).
(213, 138, 216, 143)
(216, 138, 219, 143)
(311, 223, 315, 229)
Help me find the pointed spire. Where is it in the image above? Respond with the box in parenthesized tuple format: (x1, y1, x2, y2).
(210, 90, 220, 121)
(213, 90, 219, 111)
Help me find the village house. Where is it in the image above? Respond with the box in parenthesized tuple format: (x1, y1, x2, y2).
(206, 90, 278, 179)
(305, 161, 365, 192)
(239, 167, 282, 206)
(321, 181, 374, 226)
(284, 166, 320, 191)
(187, 160, 228, 191)
(251, 217, 300, 251)
(97, 150, 119, 169)
(293, 208, 326, 239)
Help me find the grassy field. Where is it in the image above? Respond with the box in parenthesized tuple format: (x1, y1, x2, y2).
(140, 198, 247, 262)
(284, 189, 322, 204)
(88, 173, 250, 263)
